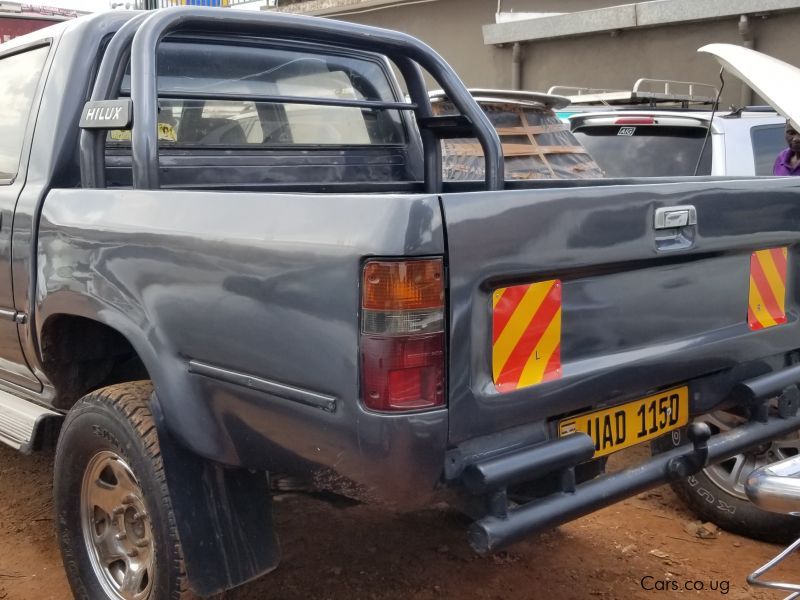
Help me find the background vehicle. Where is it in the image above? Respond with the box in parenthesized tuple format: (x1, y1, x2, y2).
(745, 454, 800, 595)
(2, 10, 800, 599)
(553, 79, 787, 177)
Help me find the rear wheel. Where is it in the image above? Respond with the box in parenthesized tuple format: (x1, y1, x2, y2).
(54, 382, 192, 600)
(653, 409, 800, 544)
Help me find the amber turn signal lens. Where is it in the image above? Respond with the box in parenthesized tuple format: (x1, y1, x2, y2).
(362, 259, 444, 311)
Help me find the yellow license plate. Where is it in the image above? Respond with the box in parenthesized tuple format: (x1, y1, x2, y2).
(558, 386, 689, 458)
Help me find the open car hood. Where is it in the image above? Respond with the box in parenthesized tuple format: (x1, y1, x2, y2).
(699, 43, 800, 127)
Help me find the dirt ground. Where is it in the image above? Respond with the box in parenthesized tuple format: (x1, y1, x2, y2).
(1, 444, 798, 600)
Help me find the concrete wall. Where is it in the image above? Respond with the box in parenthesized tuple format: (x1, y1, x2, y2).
(329, 0, 509, 88)
(521, 18, 743, 104)
(308, 0, 800, 108)
(327, 0, 633, 89)
(516, 12, 800, 107)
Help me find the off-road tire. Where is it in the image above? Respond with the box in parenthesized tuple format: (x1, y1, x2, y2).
(652, 426, 800, 544)
(54, 381, 193, 600)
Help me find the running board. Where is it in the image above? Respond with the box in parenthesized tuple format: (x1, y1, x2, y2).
(0, 390, 60, 453)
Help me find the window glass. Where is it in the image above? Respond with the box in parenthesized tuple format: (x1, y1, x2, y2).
(572, 126, 712, 177)
(114, 42, 404, 147)
(751, 124, 786, 175)
(0, 46, 49, 179)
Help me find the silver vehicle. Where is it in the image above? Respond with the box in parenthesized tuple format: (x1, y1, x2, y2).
(554, 78, 787, 178)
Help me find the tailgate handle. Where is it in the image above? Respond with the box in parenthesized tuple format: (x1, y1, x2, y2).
(654, 206, 697, 230)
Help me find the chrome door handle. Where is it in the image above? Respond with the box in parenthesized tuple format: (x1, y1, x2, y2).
(654, 206, 697, 230)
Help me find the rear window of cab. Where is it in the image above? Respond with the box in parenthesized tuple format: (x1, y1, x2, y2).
(111, 41, 406, 147)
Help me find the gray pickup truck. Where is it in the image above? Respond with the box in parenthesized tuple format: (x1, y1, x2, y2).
(3, 7, 800, 599)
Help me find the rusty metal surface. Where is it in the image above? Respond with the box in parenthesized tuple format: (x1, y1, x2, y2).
(434, 100, 605, 180)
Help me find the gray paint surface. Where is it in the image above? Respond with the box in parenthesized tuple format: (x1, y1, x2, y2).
(442, 178, 800, 442)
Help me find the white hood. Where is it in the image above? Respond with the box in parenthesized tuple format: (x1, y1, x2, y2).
(699, 43, 800, 127)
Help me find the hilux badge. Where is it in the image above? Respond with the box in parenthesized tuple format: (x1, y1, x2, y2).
(79, 99, 132, 129)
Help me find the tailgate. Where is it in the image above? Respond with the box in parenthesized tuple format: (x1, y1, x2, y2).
(442, 178, 800, 444)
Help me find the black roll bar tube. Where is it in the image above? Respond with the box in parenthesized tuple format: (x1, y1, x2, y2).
(79, 12, 149, 189)
(393, 56, 442, 194)
(155, 91, 418, 110)
(122, 6, 503, 191)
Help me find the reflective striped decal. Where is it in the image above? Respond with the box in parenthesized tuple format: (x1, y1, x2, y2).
(748, 247, 788, 331)
(492, 280, 562, 392)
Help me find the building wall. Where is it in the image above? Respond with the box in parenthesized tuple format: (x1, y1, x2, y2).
(331, 0, 630, 89)
(521, 18, 743, 104)
(322, 0, 800, 108)
(517, 13, 800, 107)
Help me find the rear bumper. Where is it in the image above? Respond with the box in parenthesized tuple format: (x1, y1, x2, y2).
(468, 412, 800, 553)
(456, 367, 800, 554)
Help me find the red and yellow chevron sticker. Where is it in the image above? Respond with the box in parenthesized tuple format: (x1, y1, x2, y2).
(492, 280, 562, 392)
(748, 247, 788, 330)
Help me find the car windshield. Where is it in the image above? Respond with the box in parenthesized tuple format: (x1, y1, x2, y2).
(572, 125, 712, 177)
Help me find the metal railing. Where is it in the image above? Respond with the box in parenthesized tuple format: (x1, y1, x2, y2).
(548, 78, 719, 107)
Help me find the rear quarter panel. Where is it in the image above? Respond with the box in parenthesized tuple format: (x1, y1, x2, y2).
(36, 188, 447, 507)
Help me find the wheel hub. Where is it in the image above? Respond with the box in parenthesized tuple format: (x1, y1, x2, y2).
(699, 410, 800, 500)
(80, 451, 155, 600)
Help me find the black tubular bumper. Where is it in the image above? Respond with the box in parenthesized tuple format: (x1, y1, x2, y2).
(462, 374, 800, 554)
(469, 413, 800, 553)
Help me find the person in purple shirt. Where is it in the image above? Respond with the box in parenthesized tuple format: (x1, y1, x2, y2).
(773, 120, 800, 175)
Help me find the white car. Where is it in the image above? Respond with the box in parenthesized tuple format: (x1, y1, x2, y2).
(553, 77, 788, 178)
(567, 107, 786, 177)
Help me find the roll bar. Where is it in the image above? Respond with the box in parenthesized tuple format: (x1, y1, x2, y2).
(80, 12, 148, 189)
(79, 7, 504, 192)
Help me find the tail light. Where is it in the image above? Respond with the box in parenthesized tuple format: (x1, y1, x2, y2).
(614, 117, 655, 125)
(360, 258, 445, 412)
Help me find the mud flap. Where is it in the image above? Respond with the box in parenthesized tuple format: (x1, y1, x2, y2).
(150, 402, 280, 596)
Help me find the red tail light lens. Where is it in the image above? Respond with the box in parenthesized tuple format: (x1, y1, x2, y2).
(360, 259, 445, 412)
(361, 335, 444, 410)
(614, 117, 655, 125)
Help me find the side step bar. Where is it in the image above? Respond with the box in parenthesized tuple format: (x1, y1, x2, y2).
(0, 390, 61, 453)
